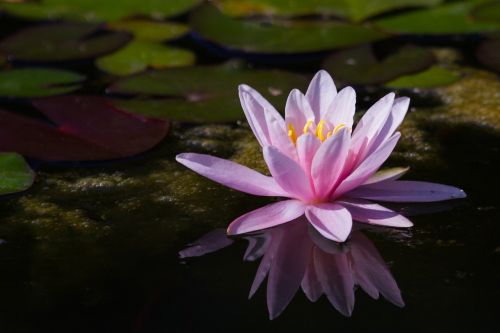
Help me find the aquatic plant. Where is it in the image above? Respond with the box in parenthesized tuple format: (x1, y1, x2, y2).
(177, 71, 466, 242)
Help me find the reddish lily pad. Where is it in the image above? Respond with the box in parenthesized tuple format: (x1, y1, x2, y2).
(476, 38, 500, 73)
(0, 23, 131, 62)
(190, 3, 387, 54)
(0, 96, 169, 161)
(323, 45, 435, 85)
(0, 153, 34, 195)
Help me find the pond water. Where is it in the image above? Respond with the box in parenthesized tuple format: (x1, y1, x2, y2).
(0, 1, 499, 332)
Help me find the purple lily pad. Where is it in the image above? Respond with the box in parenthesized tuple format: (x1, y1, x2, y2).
(0, 95, 169, 161)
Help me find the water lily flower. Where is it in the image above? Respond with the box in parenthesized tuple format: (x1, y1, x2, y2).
(176, 70, 466, 242)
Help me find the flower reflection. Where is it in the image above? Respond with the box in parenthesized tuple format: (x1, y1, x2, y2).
(180, 218, 404, 319)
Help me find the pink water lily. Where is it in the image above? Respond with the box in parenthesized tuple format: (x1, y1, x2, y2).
(176, 70, 466, 242)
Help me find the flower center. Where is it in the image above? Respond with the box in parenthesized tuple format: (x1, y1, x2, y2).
(287, 120, 346, 144)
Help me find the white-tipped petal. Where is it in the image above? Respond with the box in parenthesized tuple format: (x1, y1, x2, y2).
(306, 70, 337, 120)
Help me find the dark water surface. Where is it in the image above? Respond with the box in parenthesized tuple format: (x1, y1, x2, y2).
(0, 4, 499, 333)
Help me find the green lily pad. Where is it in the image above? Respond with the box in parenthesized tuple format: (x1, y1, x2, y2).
(0, 0, 202, 22)
(0, 68, 84, 97)
(0, 153, 34, 196)
(471, 1, 500, 23)
(190, 3, 387, 54)
(96, 41, 195, 76)
(214, 0, 442, 22)
(323, 45, 435, 85)
(112, 98, 244, 122)
(375, 1, 500, 35)
(476, 38, 500, 73)
(108, 63, 308, 122)
(386, 66, 461, 88)
(107, 20, 189, 42)
(0, 22, 131, 62)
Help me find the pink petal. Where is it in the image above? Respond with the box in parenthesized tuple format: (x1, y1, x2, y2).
(285, 88, 315, 133)
(264, 108, 298, 161)
(249, 227, 284, 298)
(314, 247, 355, 316)
(350, 93, 395, 165)
(350, 232, 405, 307)
(296, 134, 321, 178)
(178, 229, 234, 259)
(306, 70, 337, 119)
(334, 132, 401, 198)
(263, 146, 314, 201)
(308, 224, 347, 255)
(305, 203, 353, 242)
(227, 200, 306, 235)
(311, 127, 351, 199)
(176, 153, 286, 197)
(324, 86, 356, 127)
(347, 180, 467, 202)
(243, 233, 271, 262)
(363, 167, 409, 185)
(365, 97, 410, 158)
(267, 220, 312, 319)
(239, 84, 283, 147)
(338, 198, 413, 227)
(384, 97, 410, 140)
(301, 259, 323, 302)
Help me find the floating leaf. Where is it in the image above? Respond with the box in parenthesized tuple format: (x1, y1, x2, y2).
(96, 41, 195, 76)
(323, 45, 435, 85)
(476, 38, 500, 73)
(214, 0, 442, 22)
(0, 68, 84, 97)
(0, 0, 202, 22)
(0, 23, 131, 62)
(386, 66, 460, 88)
(471, 1, 500, 23)
(375, 1, 500, 35)
(0, 96, 169, 161)
(113, 98, 244, 123)
(108, 63, 308, 122)
(107, 20, 189, 42)
(190, 3, 387, 54)
(0, 153, 34, 195)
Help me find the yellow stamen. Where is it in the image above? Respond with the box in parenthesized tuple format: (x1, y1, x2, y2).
(333, 123, 346, 134)
(315, 120, 327, 142)
(303, 120, 314, 134)
(327, 131, 333, 138)
(288, 123, 297, 144)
